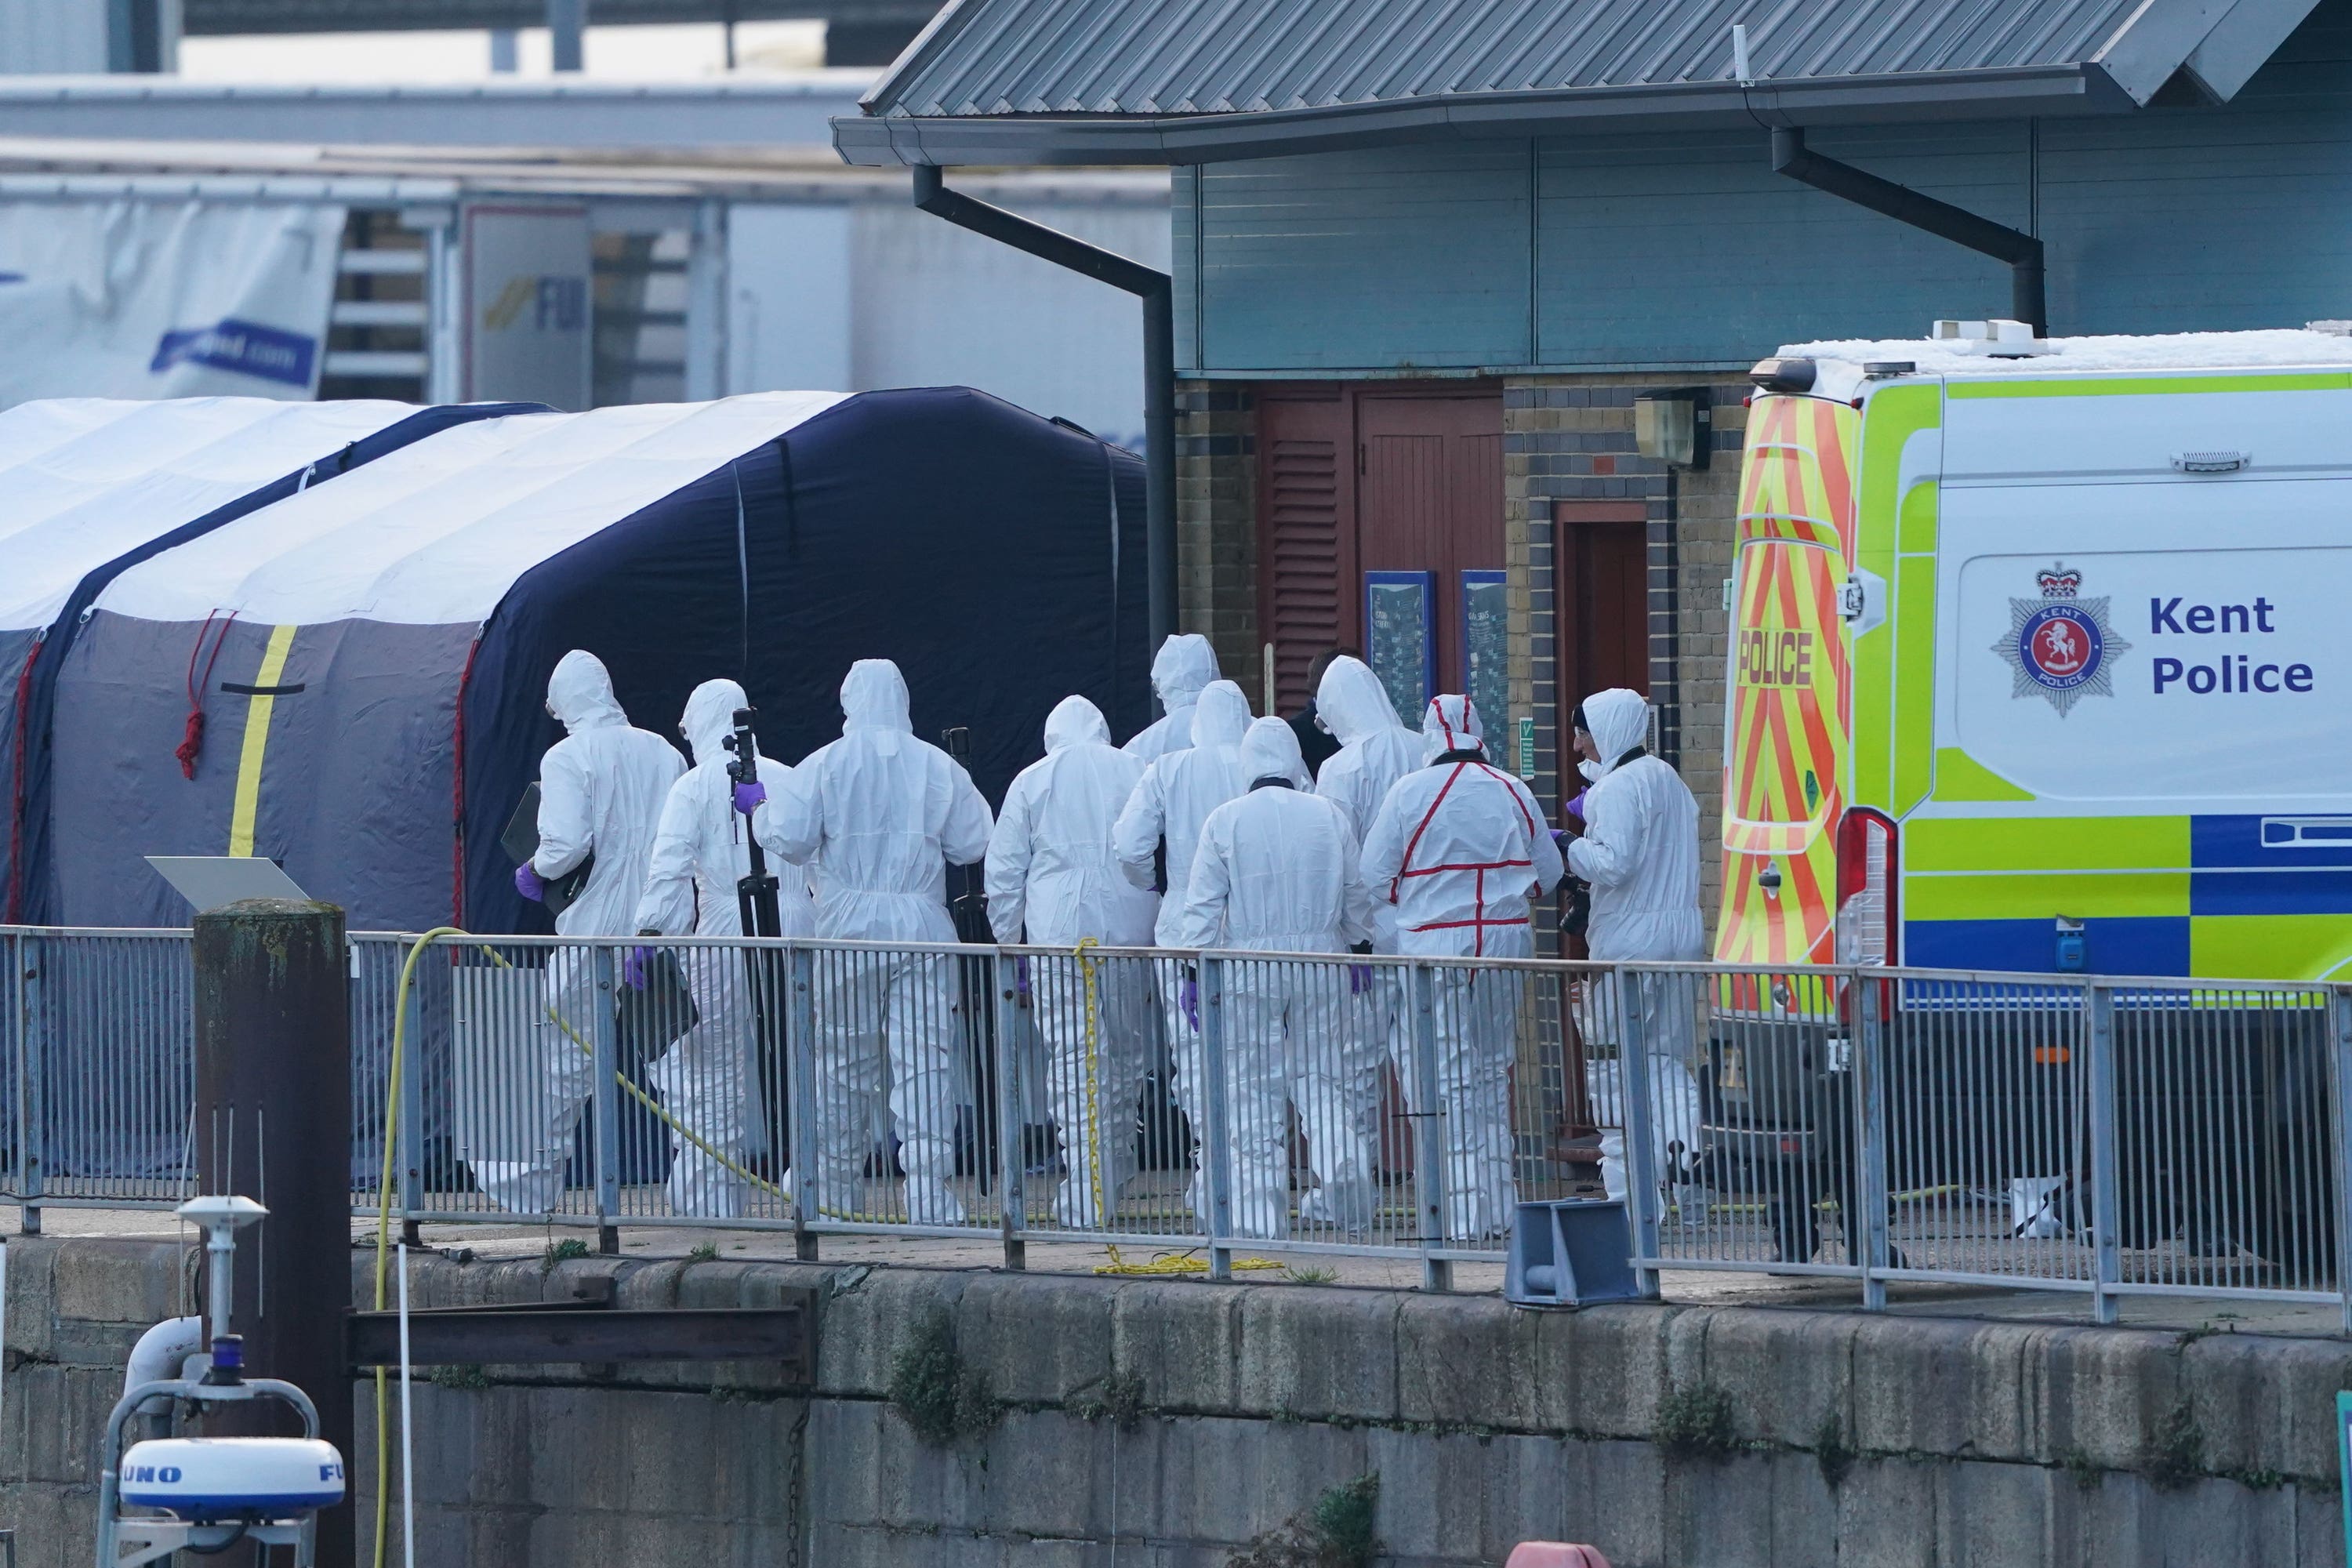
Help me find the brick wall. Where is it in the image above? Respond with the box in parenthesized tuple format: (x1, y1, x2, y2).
(1174, 381, 1262, 701)
(1504, 374, 1748, 935)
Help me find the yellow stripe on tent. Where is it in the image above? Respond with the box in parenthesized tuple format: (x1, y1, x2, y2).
(228, 623, 297, 858)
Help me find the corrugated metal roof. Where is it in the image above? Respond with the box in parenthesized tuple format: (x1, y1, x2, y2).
(873, 0, 2167, 118)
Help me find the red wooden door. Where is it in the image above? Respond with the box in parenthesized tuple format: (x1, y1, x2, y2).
(1553, 502, 1650, 748)
(1256, 383, 1503, 715)
(1357, 391, 1504, 706)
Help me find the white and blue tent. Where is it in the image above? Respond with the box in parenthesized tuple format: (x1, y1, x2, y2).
(51, 387, 1149, 934)
(1, 397, 539, 924)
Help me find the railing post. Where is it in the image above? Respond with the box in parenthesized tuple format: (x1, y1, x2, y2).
(588, 944, 622, 1255)
(1199, 956, 1232, 1281)
(995, 949, 1026, 1271)
(1614, 966, 1662, 1299)
(1854, 970, 1890, 1311)
(16, 933, 42, 1235)
(2085, 981, 2122, 1326)
(789, 945, 819, 1261)
(397, 951, 426, 1247)
(1408, 962, 1450, 1292)
(2331, 985, 2352, 1336)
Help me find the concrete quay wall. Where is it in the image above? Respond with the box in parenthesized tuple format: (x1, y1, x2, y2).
(2, 1237, 2347, 1566)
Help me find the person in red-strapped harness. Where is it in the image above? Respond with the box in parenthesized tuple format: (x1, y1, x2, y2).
(1361, 695, 1565, 1240)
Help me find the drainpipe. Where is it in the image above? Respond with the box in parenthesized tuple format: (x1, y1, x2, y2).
(913, 165, 1178, 650)
(1771, 127, 2045, 336)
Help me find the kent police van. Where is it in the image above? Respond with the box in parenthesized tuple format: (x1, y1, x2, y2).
(1703, 325, 2349, 1265)
(1719, 323, 2352, 985)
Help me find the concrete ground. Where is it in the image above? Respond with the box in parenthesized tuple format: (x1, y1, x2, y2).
(13, 1198, 2346, 1340)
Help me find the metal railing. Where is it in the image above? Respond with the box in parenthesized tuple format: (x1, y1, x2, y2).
(7, 925, 2349, 1318)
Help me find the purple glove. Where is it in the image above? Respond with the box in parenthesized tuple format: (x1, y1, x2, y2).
(1014, 955, 1032, 1000)
(514, 863, 547, 902)
(622, 946, 652, 991)
(1180, 977, 1200, 1032)
(1565, 789, 1589, 822)
(1348, 964, 1374, 994)
(731, 779, 768, 816)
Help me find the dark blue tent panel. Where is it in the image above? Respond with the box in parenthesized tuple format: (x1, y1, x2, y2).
(49, 388, 1146, 933)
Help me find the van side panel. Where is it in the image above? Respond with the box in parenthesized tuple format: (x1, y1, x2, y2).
(1904, 373, 2352, 982)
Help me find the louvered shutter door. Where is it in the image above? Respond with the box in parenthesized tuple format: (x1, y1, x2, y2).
(1256, 388, 1352, 714)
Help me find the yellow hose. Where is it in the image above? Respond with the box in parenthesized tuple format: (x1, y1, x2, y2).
(1070, 939, 1281, 1276)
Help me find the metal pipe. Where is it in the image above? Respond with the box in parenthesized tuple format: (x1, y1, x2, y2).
(912, 164, 1178, 650)
(547, 0, 585, 72)
(1770, 126, 2046, 336)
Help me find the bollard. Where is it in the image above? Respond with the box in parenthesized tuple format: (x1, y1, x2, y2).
(192, 898, 353, 1568)
(1504, 1546, 1612, 1568)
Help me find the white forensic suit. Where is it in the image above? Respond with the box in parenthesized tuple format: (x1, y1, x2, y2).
(1112, 679, 1251, 1218)
(1122, 633, 1219, 766)
(758, 659, 993, 1225)
(1175, 718, 1377, 1237)
(478, 650, 684, 1215)
(630, 678, 816, 1218)
(1305, 655, 1423, 1218)
(986, 695, 1160, 1226)
(1360, 695, 1564, 1238)
(1566, 687, 1704, 1203)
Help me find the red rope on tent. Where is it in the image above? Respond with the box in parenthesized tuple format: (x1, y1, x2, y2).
(5, 638, 40, 924)
(174, 609, 238, 780)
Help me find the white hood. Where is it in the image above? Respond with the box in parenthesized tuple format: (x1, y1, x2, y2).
(681, 677, 750, 767)
(841, 658, 912, 756)
(1579, 688, 1651, 779)
(546, 649, 626, 735)
(1239, 715, 1310, 789)
(1316, 655, 1405, 746)
(1420, 693, 1485, 764)
(1149, 633, 1219, 705)
(1043, 694, 1112, 752)
(1191, 680, 1251, 750)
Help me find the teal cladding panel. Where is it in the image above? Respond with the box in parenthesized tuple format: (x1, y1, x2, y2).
(1196, 142, 1531, 372)
(1173, 163, 1200, 372)
(1535, 123, 2028, 366)
(1187, 0, 2352, 372)
(2039, 57, 2352, 331)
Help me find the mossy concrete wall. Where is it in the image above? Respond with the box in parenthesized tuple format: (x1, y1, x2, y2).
(4, 1237, 2348, 1566)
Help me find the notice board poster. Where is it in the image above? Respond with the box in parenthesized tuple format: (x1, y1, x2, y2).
(463, 203, 592, 409)
(1366, 571, 1435, 725)
(1462, 569, 1508, 748)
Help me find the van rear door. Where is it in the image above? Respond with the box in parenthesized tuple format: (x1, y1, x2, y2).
(1719, 394, 1857, 966)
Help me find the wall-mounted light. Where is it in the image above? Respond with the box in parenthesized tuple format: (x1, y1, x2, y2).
(1634, 389, 1711, 470)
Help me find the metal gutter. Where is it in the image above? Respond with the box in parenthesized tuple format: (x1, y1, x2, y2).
(1770, 125, 2045, 334)
(834, 62, 2133, 166)
(912, 164, 1177, 651)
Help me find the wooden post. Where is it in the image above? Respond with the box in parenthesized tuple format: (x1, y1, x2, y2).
(193, 898, 353, 1568)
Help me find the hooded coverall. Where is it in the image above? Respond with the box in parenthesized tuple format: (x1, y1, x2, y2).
(477, 650, 684, 1215)
(1566, 687, 1704, 1207)
(1176, 718, 1377, 1236)
(1122, 633, 1220, 765)
(1361, 695, 1564, 1238)
(987, 695, 1160, 1225)
(630, 677, 815, 1218)
(758, 659, 993, 1225)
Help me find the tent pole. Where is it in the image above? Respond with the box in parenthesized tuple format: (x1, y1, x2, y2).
(912, 165, 1178, 651)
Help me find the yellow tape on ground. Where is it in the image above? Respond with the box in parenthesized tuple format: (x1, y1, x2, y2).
(227, 623, 297, 857)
